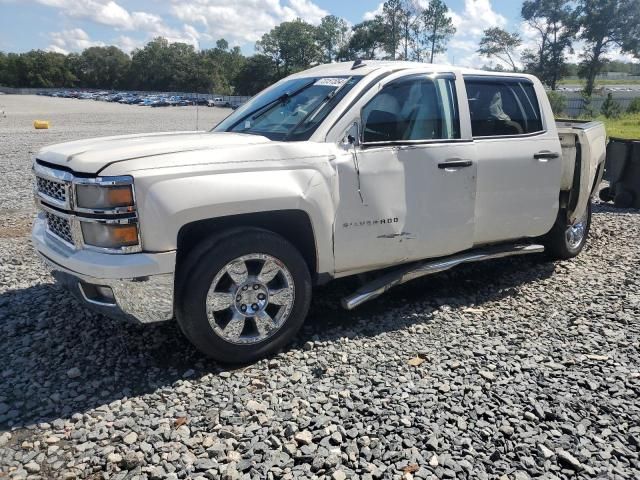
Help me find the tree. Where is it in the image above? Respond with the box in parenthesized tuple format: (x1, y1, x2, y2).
(478, 28, 522, 71)
(345, 19, 387, 60)
(379, 0, 405, 59)
(422, 0, 456, 63)
(521, 0, 577, 90)
(547, 90, 567, 116)
(233, 54, 277, 95)
(129, 37, 201, 92)
(234, 55, 276, 95)
(317, 15, 350, 63)
(256, 19, 321, 77)
(76, 46, 131, 89)
(201, 39, 246, 94)
(398, 0, 420, 60)
(628, 97, 640, 114)
(14, 50, 77, 87)
(421, 0, 456, 63)
(576, 0, 640, 96)
(600, 92, 622, 118)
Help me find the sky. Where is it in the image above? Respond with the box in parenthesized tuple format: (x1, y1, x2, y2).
(0, 0, 635, 68)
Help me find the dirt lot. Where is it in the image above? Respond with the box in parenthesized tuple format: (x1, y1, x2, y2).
(0, 95, 639, 480)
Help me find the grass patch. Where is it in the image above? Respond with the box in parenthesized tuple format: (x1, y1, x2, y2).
(557, 78, 640, 86)
(597, 113, 640, 139)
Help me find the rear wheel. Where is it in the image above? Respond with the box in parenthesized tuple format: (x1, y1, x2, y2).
(176, 228, 312, 363)
(598, 186, 613, 202)
(543, 202, 591, 260)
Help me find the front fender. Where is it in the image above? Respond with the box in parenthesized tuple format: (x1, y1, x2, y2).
(134, 167, 336, 275)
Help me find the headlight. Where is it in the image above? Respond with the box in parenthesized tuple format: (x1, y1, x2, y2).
(81, 222, 139, 249)
(74, 177, 135, 211)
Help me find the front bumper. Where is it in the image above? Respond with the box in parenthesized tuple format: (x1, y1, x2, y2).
(32, 214, 176, 323)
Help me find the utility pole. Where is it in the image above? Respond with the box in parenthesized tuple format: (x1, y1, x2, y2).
(196, 39, 200, 131)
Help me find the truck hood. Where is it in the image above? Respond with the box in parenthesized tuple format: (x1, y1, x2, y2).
(36, 131, 272, 174)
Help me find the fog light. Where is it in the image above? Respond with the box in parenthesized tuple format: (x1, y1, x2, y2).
(79, 283, 116, 305)
(95, 285, 115, 301)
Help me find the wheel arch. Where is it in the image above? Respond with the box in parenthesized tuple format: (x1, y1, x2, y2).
(176, 210, 321, 283)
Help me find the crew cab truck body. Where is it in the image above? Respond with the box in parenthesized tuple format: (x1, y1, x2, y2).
(32, 61, 606, 362)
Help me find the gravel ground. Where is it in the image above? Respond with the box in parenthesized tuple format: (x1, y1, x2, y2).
(1, 95, 639, 480)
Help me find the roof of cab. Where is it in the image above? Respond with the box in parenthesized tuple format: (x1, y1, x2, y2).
(288, 60, 536, 81)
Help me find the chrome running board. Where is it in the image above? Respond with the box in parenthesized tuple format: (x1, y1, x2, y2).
(341, 244, 545, 310)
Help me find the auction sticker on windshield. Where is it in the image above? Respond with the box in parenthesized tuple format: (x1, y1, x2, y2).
(314, 78, 349, 87)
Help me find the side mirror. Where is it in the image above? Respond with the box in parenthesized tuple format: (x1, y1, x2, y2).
(341, 122, 360, 149)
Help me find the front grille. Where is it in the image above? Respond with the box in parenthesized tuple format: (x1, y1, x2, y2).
(45, 211, 73, 245)
(37, 176, 67, 204)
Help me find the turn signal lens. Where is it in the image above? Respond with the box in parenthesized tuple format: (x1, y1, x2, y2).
(81, 223, 139, 249)
(76, 183, 134, 210)
(105, 186, 134, 206)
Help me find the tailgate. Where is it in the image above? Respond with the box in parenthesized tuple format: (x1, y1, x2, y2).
(556, 120, 607, 223)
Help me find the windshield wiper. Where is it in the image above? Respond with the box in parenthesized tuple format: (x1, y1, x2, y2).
(284, 76, 354, 140)
(229, 79, 317, 131)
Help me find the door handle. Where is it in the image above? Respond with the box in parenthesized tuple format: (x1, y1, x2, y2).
(534, 151, 560, 160)
(438, 159, 473, 169)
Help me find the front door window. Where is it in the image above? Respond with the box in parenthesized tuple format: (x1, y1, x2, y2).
(361, 75, 460, 144)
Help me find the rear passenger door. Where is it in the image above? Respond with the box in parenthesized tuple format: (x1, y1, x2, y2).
(464, 75, 562, 244)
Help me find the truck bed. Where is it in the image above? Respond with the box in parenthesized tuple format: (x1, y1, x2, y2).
(556, 120, 607, 222)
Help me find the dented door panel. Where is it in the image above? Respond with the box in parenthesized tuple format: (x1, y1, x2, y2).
(332, 142, 477, 276)
(333, 147, 410, 274)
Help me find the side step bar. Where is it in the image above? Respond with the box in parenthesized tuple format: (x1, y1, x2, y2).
(341, 244, 545, 310)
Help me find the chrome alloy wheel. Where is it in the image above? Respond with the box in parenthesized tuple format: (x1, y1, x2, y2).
(206, 254, 295, 345)
(565, 209, 588, 250)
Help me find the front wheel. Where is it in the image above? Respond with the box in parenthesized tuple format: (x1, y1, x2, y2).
(543, 202, 592, 260)
(176, 228, 312, 363)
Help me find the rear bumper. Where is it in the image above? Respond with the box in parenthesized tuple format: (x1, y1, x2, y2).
(32, 214, 175, 323)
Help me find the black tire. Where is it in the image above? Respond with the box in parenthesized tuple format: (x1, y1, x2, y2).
(543, 202, 592, 260)
(598, 186, 613, 202)
(175, 228, 312, 363)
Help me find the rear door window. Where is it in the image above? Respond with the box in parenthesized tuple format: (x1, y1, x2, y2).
(464, 77, 543, 137)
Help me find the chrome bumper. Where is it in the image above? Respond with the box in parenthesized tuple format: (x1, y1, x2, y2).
(33, 215, 175, 324)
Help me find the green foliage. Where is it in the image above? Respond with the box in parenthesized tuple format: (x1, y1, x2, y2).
(600, 93, 622, 119)
(420, 0, 456, 63)
(233, 55, 275, 96)
(345, 19, 387, 60)
(256, 19, 321, 77)
(547, 91, 567, 116)
(316, 15, 350, 63)
(74, 46, 131, 89)
(478, 28, 522, 71)
(521, 0, 576, 90)
(1, 0, 637, 101)
(346, 0, 455, 62)
(380, 0, 404, 60)
(581, 92, 595, 119)
(129, 38, 199, 92)
(627, 98, 640, 114)
(577, 0, 640, 96)
(597, 113, 640, 139)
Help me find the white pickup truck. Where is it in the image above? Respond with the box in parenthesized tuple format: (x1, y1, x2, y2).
(32, 61, 606, 363)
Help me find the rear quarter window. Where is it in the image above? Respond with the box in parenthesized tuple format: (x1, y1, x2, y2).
(464, 77, 544, 137)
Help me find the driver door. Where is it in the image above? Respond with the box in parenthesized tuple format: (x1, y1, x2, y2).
(332, 72, 477, 275)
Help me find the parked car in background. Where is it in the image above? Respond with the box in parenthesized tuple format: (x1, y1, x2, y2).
(39, 90, 247, 109)
(31, 61, 606, 363)
(208, 97, 231, 107)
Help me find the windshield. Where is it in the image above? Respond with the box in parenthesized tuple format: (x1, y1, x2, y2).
(213, 76, 363, 141)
